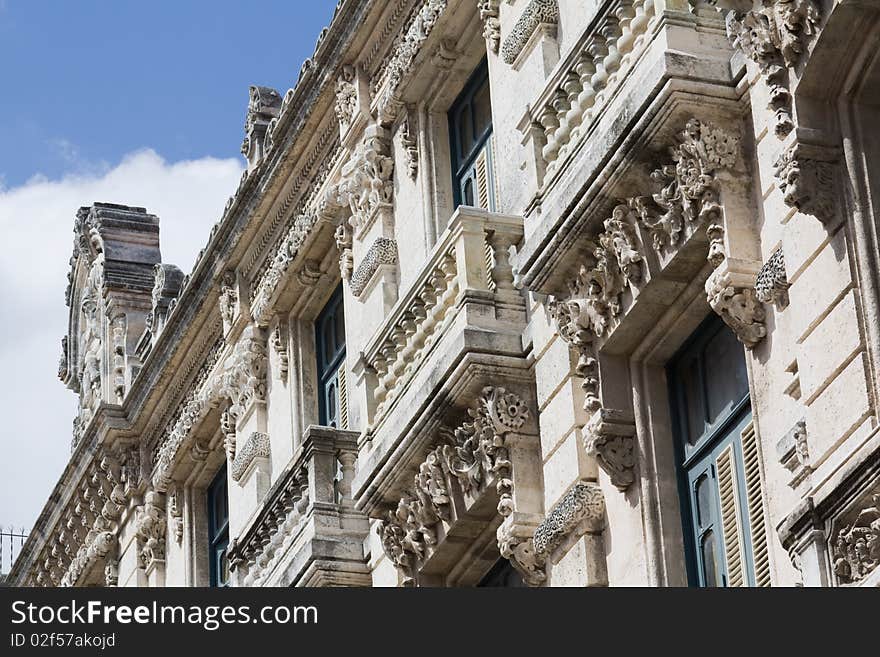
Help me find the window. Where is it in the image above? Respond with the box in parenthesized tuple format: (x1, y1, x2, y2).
(207, 464, 229, 587)
(315, 285, 347, 429)
(448, 59, 494, 211)
(477, 558, 526, 587)
(668, 314, 770, 587)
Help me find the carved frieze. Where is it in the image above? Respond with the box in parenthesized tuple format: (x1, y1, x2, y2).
(832, 488, 880, 585)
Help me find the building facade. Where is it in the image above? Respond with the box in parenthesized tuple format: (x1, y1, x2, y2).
(9, 0, 880, 588)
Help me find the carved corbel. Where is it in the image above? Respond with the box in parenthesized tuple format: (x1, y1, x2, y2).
(478, 0, 501, 54)
(773, 140, 837, 224)
(168, 485, 184, 544)
(135, 491, 167, 572)
(583, 409, 636, 491)
(705, 254, 766, 349)
(725, 0, 822, 138)
(776, 418, 811, 488)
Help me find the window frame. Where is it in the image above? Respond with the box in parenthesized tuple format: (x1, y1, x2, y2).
(667, 313, 756, 587)
(448, 58, 494, 210)
(315, 284, 346, 428)
(207, 464, 229, 588)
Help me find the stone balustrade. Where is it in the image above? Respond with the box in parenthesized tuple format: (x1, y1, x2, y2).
(361, 207, 523, 432)
(227, 425, 367, 587)
(531, 0, 658, 181)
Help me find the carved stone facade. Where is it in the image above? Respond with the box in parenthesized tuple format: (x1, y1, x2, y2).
(11, 0, 880, 590)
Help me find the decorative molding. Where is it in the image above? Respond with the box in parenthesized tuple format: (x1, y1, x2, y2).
(533, 481, 605, 558)
(831, 487, 880, 585)
(776, 418, 811, 488)
(377, 387, 540, 585)
(250, 213, 318, 326)
(231, 432, 271, 483)
(350, 238, 399, 298)
(773, 143, 836, 223)
(725, 0, 821, 137)
(335, 220, 354, 282)
(583, 409, 636, 491)
(755, 247, 789, 309)
(501, 0, 559, 65)
(374, 0, 449, 124)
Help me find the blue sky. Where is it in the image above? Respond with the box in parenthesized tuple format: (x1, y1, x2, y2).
(0, 1, 337, 533)
(0, 0, 336, 187)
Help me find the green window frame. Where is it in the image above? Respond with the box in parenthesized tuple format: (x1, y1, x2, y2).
(207, 464, 229, 587)
(315, 285, 346, 429)
(668, 314, 769, 587)
(448, 58, 495, 211)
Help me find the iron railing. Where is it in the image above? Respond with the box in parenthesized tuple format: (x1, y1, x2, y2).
(0, 526, 28, 578)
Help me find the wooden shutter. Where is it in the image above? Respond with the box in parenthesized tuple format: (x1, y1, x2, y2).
(716, 444, 746, 587)
(337, 367, 349, 430)
(475, 148, 490, 210)
(741, 422, 771, 586)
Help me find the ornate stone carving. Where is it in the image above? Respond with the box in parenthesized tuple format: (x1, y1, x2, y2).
(110, 314, 126, 404)
(231, 432, 271, 483)
(725, 0, 821, 137)
(501, 0, 560, 65)
(773, 144, 836, 223)
(705, 262, 767, 349)
(168, 486, 183, 544)
(776, 418, 811, 488)
(755, 247, 789, 309)
(498, 520, 546, 586)
(334, 65, 358, 133)
(533, 481, 605, 557)
(632, 119, 739, 252)
(583, 409, 636, 491)
(478, 0, 501, 54)
(135, 491, 166, 571)
(374, 0, 448, 123)
(270, 324, 289, 382)
(241, 85, 282, 167)
(250, 213, 317, 325)
(400, 110, 419, 179)
(832, 489, 880, 585)
(104, 558, 119, 587)
(335, 220, 354, 281)
(377, 387, 538, 584)
(350, 238, 399, 298)
(146, 263, 184, 338)
(214, 326, 268, 420)
(219, 270, 238, 334)
(329, 127, 394, 234)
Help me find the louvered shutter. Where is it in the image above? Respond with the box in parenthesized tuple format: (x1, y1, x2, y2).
(741, 422, 771, 586)
(716, 444, 746, 587)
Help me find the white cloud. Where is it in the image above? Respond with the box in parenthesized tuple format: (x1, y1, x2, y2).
(0, 149, 244, 531)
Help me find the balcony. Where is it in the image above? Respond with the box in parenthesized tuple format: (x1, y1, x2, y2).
(354, 205, 527, 455)
(227, 425, 371, 587)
